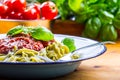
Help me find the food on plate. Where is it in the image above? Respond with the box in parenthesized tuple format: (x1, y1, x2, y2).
(46, 42, 69, 61)
(0, 25, 76, 62)
(62, 37, 76, 52)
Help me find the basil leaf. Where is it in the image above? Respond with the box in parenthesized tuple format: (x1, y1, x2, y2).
(82, 17, 101, 39)
(22, 27, 33, 34)
(62, 37, 76, 52)
(7, 25, 24, 36)
(100, 24, 117, 41)
(68, 0, 83, 13)
(30, 26, 54, 41)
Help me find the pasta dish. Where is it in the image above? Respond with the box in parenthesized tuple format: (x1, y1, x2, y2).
(0, 26, 73, 62)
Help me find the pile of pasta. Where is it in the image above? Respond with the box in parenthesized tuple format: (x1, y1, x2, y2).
(0, 41, 70, 62)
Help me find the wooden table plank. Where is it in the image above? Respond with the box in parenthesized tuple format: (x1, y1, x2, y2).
(53, 41, 120, 80)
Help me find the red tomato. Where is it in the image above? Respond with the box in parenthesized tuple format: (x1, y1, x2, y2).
(0, 3, 8, 15)
(22, 7, 40, 20)
(30, 3, 41, 14)
(8, 11, 23, 19)
(0, 14, 8, 19)
(3, 0, 26, 12)
(41, 1, 58, 20)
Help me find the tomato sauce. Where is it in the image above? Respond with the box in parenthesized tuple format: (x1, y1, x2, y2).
(0, 34, 54, 54)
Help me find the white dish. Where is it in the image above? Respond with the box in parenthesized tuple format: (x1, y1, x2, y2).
(0, 34, 106, 79)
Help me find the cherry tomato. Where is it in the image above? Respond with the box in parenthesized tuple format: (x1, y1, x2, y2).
(30, 3, 41, 14)
(22, 7, 40, 20)
(0, 14, 8, 19)
(8, 11, 23, 19)
(41, 1, 58, 20)
(0, 3, 8, 15)
(3, 0, 26, 12)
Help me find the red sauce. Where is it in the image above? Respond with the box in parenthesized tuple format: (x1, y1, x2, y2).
(0, 34, 54, 54)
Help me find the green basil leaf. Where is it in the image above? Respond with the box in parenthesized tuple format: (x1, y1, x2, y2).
(100, 24, 117, 41)
(62, 37, 76, 52)
(68, 0, 83, 13)
(7, 25, 24, 36)
(22, 27, 33, 34)
(82, 17, 101, 39)
(113, 18, 120, 29)
(30, 26, 54, 41)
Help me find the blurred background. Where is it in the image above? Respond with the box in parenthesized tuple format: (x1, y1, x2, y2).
(0, 0, 120, 41)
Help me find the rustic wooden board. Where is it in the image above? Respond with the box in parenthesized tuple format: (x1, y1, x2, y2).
(53, 41, 120, 80)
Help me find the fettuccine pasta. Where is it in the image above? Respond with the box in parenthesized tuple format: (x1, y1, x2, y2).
(0, 42, 70, 62)
(46, 42, 69, 61)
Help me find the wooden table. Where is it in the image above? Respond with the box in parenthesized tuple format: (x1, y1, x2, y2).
(52, 40, 120, 80)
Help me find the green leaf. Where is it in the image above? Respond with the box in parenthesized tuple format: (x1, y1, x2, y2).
(100, 24, 117, 41)
(62, 37, 76, 52)
(23, 27, 33, 34)
(68, 0, 83, 13)
(53, 0, 65, 7)
(30, 26, 54, 41)
(75, 14, 88, 23)
(99, 10, 114, 24)
(7, 25, 24, 36)
(86, 0, 98, 5)
(82, 17, 101, 39)
(54, 0, 72, 20)
(113, 18, 120, 29)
